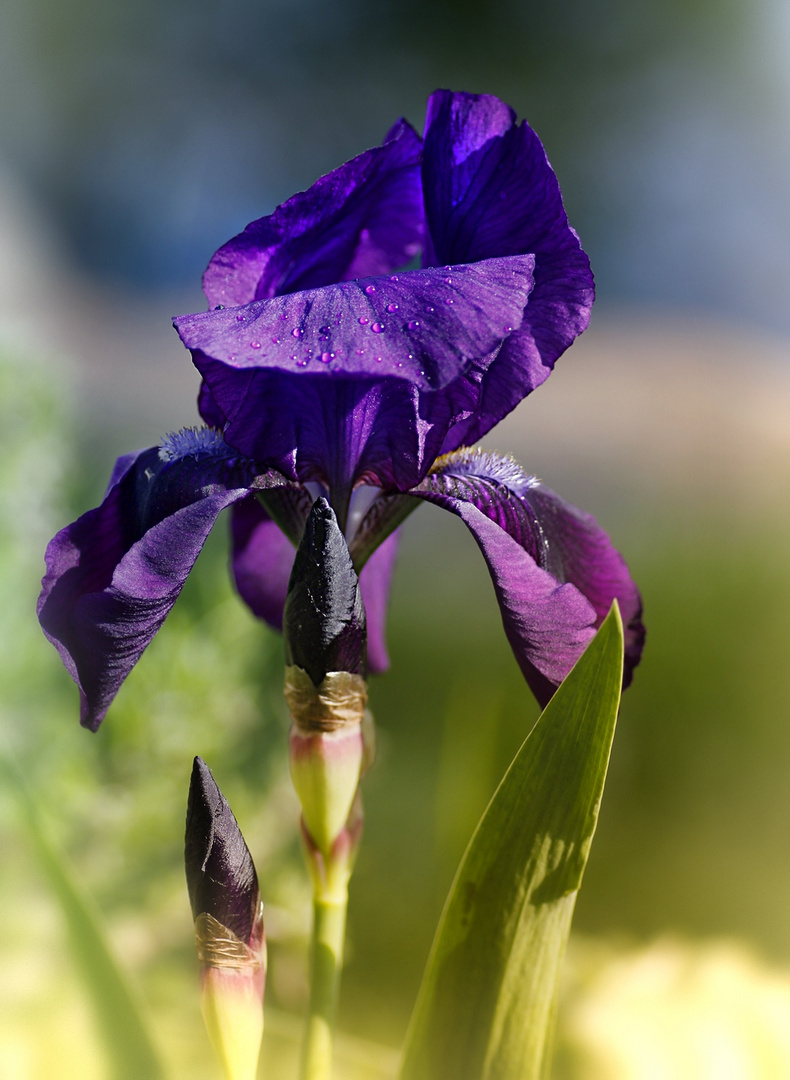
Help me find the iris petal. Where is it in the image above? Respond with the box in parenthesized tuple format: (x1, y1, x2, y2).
(412, 448, 643, 705)
(358, 530, 400, 674)
(178, 258, 534, 391)
(230, 497, 298, 629)
(422, 90, 594, 448)
(37, 442, 289, 730)
(203, 119, 423, 308)
(175, 257, 534, 492)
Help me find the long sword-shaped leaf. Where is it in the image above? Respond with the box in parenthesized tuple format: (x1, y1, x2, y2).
(399, 603, 624, 1080)
(3, 757, 167, 1080)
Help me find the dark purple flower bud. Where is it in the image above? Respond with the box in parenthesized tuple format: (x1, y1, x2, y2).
(185, 757, 261, 948)
(283, 498, 366, 685)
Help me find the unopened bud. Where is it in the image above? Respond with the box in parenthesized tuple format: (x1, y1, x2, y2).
(185, 757, 265, 1080)
(283, 497, 367, 684)
(283, 499, 369, 868)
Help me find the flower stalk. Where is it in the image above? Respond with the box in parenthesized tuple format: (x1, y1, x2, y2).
(298, 799, 364, 1080)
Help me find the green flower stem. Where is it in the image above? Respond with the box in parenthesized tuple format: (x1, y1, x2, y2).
(300, 888, 349, 1080)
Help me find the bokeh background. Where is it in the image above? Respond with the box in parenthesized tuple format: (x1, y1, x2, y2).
(2, 0, 790, 1076)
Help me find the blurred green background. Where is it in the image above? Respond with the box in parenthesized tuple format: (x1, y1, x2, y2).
(2, 0, 790, 1076)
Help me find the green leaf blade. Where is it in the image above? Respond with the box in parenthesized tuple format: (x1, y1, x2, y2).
(399, 604, 625, 1080)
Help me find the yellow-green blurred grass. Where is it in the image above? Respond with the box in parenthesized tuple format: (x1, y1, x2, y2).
(557, 937, 790, 1079)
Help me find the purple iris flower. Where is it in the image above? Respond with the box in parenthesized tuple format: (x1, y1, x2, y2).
(38, 90, 644, 732)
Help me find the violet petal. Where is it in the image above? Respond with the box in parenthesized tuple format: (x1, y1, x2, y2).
(358, 529, 400, 674)
(178, 258, 534, 391)
(37, 438, 284, 730)
(203, 119, 423, 308)
(422, 90, 594, 447)
(412, 448, 643, 705)
(230, 497, 297, 629)
(175, 257, 534, 491)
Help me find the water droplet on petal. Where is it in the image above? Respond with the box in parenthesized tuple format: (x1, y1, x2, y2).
(292, 327, 303, 338)
(319, 325, 330, 335)
(390, 275, 399, 282)
(358, 316, 369, 325)
(445, 277, 452, 285)
(503, 325, 513, 332)
(250, 340, 261, 349)
(419, 370, 425, 376)
(320, 351, 332, 363)
(297, 358, 308, 367)
(396, 361, 403, 369)
(235, 313, 244, 321)
(387, 302, 398, 313)
(281, 313, 289, 321)
(290, 354, 298, 360)
(356, 349, 364, 355)
(426, 306, 434, 313)
(271, 336, 280, 345)
(375, 356, 383, 362)
(407, 320, 420, 331)
(371, 322, 384, 334)
(228, 354, 236, 362)
(365, 284, 376, 295)
(445, 297, 453, 305)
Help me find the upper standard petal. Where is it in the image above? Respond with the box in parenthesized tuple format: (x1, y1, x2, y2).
(203, 119, 424, 309)
(175, 258, 534, 493)
(177, 258, 534, 392)
(422, 90, 594, 447)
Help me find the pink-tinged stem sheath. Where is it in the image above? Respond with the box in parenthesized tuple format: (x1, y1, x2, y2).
(200, 939, 266, 1080)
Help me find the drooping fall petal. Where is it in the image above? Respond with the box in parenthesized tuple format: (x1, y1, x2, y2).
(408, 448, 643, 704)
(38, 432, 290, 730)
